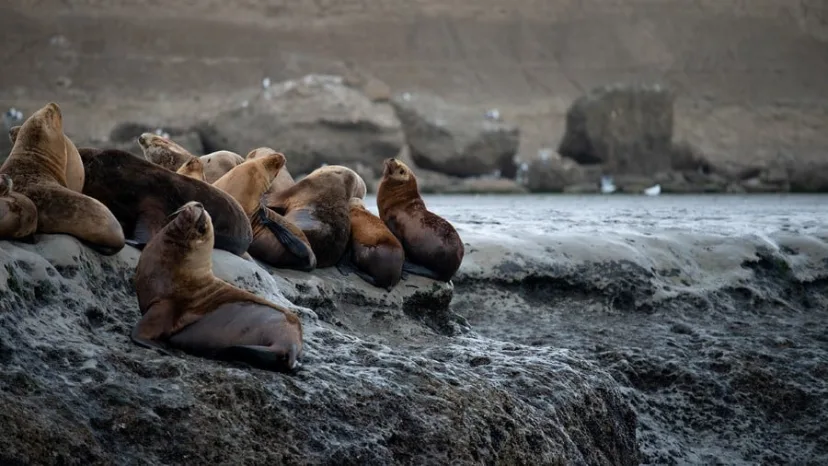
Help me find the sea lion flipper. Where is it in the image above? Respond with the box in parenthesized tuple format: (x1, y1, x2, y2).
(130, 327, 175, 357)
(216, 344, 301, 373)
(402, 260, 444, 281)
(258, 206, 313, 263)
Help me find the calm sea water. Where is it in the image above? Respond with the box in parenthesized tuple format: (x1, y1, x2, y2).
(361, 194, 828, 237)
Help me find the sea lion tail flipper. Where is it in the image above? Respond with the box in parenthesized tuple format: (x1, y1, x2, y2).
(130, 326, 175, 357)
(258, 207, 314, 264)
(217, 344, 301, 373)
(402, 260, 444, 281)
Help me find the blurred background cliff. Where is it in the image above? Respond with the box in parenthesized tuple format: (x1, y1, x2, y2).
(1, 0, 826, 193)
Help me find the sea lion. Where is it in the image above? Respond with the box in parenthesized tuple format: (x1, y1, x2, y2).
(0, 103, 125, 254)
(212, 148, 316, 271)
(266, 165, 365, 268)
(376, 158, 464, 281)
(337, 197, 404, 290)
(131, 201, 303, 373)
(10, 127, 85, 194)
(246, 147, 295, 197)
(0, 174, 38, 240)
(176, 157, 206, 181)
(80, 147, 253, 256)
(137, 133, 244, 183)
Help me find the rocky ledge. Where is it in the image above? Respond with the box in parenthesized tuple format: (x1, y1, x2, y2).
(0, 234, 638, 465)
(452, 227, 828, 464)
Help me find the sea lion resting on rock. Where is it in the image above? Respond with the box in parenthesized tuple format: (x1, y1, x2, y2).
(212, 149, 316, 271)
(246, 147, 295, 198)
(8, 126, 83, 193)
(376, 158, 464, 282)
(138, 133, 244, 183)
(176, 157, 206, 181)
(1, 103, 125, 254)
(131, 201, 303, 373)
(337, 197, 404, 291)
(79, 147, 253, 257)
(266, 165, 366, 268)
(0, 174, 38, 240)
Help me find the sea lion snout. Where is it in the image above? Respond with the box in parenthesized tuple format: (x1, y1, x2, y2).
(137, 133, 152, 149)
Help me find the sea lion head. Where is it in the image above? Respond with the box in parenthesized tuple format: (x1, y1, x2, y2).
(137, 132, 194, 170)
(381, 158, 413, 184)
(165, 201, 214, 252)
(0, 174, 12, 196)
(177, 157, 206, 181)
(247, 148, 286, 176)
(11, 103, 65, 157)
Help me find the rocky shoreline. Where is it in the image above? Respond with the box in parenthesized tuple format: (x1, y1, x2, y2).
(2, 223, 827, 464)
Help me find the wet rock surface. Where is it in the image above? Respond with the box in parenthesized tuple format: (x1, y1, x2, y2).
(452, 226, 828, 465)
(0, 233, 638, 465)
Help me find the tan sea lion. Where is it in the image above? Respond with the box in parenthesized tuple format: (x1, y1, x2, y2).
(131, 201, 303, 373)
(80, 147, 252, 256)
(10, 127, 85, 193)
(266, 165, 365, 268)
(246, 147, 295, 197)
(337, 197, 404, 290)
(176, 157, 206, 181)
(137, 133, 245, 183)
(376, 158, 464, 281)
(212, 149, 316, 271)
(0, 174, 38, 240)
(1, 103, 125, 254)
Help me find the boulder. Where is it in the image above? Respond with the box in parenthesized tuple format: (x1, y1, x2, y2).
(788, 160, 828, 192)
(558, 83, 675, 175)
(390, 92, 520, 178)
(198, 74, 404, 177)
(0, 233, 639, 465)
(525, 150, 586, 193)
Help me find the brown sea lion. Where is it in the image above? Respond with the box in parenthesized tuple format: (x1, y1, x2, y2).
(246, 147, 295, 197)
(266, 165, 365, 268)
(9, 126, 84, 193)
(80, 147, 253, 256)
(177, 157, 206, 181)
(212, 149, 315, 271)
(1, 103, 125, 254)
(131, 201, 303, 373)
(0, 174, 38, 240)
(376, 158, 464, 281)
(137, 133, 244, 183)
(337, 197, 404, 290)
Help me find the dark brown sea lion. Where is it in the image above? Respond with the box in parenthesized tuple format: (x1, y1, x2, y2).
(0, 174, 38, 240)
(337, 197, 404, 290)
(131, 201, 303, 373)
(79, 147, 252, 256)
(376, 158, 464, 281)
(1, 103, 125, 254)
(265, 165, 365, 268)
(212, 148, 316, 271)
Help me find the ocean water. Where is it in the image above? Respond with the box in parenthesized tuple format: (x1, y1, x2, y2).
(363, 193, 828, 237)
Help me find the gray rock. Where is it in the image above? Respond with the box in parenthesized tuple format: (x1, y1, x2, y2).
(0, 233, 639, 465)
(526, 151, 585, 193)
(451, 227, 828, 464)
(788, 159, 828, 192)
(391, 92, 520, 178)
(199, 74, 404, 177)
(559, 83, 675, 175)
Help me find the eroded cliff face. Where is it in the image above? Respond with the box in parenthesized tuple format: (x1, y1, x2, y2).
(1, 0, 826, 172)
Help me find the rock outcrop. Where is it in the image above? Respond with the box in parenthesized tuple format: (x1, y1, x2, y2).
(558, 84, 675, 175)
(451, 226, 828, 465)
(198, 74, 405, 177)
(0, 234, 639, 465)
(391, 93, 520, 178)
(525, 150, 588, 193)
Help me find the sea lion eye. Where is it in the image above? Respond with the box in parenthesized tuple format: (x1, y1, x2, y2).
(398, 169, 404, 175)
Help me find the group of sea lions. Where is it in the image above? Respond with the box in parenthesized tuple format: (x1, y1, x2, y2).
(0, 102, 465, 373)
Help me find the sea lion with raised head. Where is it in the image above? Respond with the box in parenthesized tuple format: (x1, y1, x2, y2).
(1, 103, 125, 254)
(246, 146, 295, 197)
(13, 125, 86, 194)
(265, 165, 365, 268)
(138, 133, 244, 183)
(0, 174, 38, 240)
(212, 148, 316, 271)
(337, 197, 404, 290)
(376, 158, 464, 281)
(131, 201, 303, 373)
(176, 157, 206, 181)
(80, 147, 252, 256)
